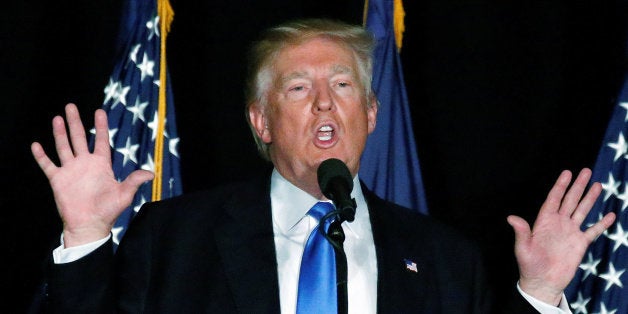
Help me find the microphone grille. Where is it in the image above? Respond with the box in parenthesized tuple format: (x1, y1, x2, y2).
(317, 158, 353, 198)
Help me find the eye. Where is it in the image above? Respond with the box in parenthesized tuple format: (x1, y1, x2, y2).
(284, 81, 310, 101)
(285, 80, 310, 93)
(333, 80, 355, 94)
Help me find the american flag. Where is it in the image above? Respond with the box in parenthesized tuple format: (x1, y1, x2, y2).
(93, 0, 182, 245)
(565, 76, 628, 313)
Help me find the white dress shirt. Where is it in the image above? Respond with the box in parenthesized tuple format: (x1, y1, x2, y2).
(53, 168, 572, 313)
(270, 169, 377, 314)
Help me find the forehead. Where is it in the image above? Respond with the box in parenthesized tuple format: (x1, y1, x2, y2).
(273, 37, 358, 78)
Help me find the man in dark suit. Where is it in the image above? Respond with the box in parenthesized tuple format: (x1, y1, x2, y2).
(32, 18, 615, 313)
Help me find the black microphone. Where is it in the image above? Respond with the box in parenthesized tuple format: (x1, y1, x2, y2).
(317, 158, 357, 223)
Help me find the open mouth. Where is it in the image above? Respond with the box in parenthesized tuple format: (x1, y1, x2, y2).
(317, 125, 334, 141)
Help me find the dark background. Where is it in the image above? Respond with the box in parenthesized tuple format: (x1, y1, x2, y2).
(3, 0, 627, 311)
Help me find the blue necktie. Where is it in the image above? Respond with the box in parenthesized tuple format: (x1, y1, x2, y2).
(296, 201, 337, 314)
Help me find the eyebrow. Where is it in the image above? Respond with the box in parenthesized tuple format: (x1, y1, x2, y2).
(279, 64, 355, 85)
(280, 71, 308, 85)
(331, 64, 352, 75)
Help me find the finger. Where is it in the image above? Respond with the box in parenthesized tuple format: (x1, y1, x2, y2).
(92, 109, 111, 160)
(31, 142, 58, 179)
(52, 115, 75, 164)
(65, 103, 90, 156)
(558, 168, 592, 216)
(571, 182, 602, 224)
(539, 170, 572, 215)
(584, 212, 616, 242)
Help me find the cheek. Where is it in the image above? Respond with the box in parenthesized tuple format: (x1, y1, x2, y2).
(349, 109, 370, 130)
(271, 113, 306, 142)
(348, 113, 371, 147)
(275, 105, 310, 128)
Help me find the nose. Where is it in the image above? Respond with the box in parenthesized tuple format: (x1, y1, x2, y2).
(312, 84, 334, 113)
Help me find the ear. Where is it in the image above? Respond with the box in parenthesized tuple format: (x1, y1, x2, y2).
(248, 102, 272, 143)
(366, 93, 378, 134)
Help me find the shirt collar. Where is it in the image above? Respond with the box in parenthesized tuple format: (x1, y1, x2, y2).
(270, 168, 367, 236)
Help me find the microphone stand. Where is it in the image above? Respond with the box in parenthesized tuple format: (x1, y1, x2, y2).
(316, 158, 355, 314)
(327, 220, 347, 314)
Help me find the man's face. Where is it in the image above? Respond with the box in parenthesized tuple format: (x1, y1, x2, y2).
(250, 37, 377, 197)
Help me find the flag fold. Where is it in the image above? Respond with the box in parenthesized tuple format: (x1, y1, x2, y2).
(360, 0, 429, 214)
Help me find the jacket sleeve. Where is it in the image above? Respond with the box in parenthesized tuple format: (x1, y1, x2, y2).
(47, 240, 116, 314)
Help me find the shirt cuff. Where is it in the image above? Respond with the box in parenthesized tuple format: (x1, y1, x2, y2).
(517, 282, 572, 314)
(52, 233, 111, 264)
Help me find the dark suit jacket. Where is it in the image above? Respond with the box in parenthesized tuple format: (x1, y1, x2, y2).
(46, 175, 538, 313)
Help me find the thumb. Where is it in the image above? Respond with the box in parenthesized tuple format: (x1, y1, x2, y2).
(121, 169, 155, 195)
(507, 215, 532, 245)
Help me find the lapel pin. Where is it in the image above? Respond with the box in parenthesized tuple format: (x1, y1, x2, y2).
(404, 258, 418, 273)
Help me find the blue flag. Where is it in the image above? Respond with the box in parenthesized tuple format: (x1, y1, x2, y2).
(360, 0, 429, 214)
(565, 75, 628, 313)
(96, 0, 182, 245)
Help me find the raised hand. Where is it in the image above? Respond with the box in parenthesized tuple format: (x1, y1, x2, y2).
(31, 103, 154, 247)
(507, 168, 616, 305)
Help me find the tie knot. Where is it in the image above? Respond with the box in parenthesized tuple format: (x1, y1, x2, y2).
(307, 201, 335, 221)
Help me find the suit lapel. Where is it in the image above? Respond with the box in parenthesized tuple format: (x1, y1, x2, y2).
(365, 186, 439, 312)
(213, 176, 281, 313)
